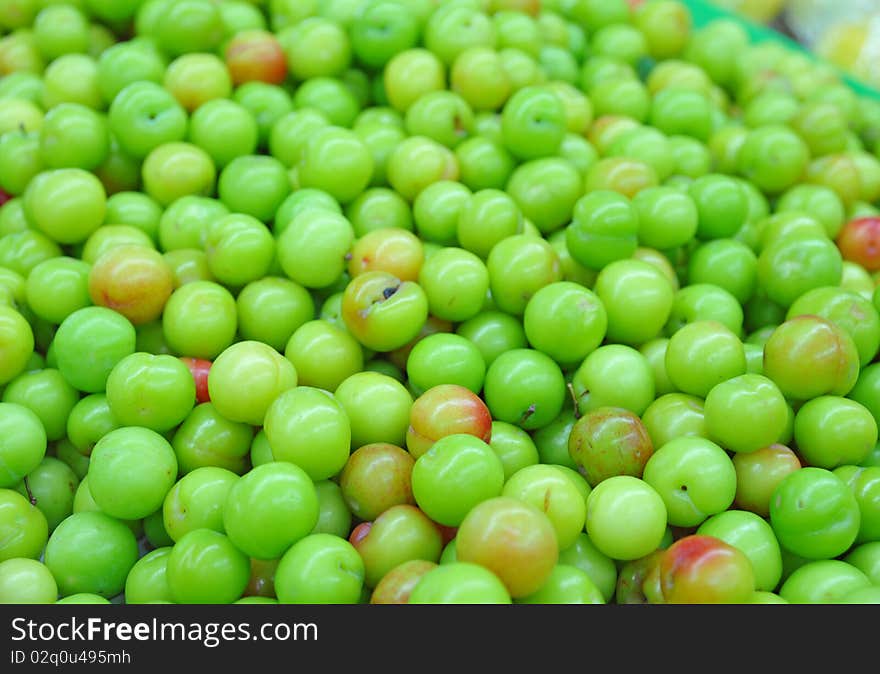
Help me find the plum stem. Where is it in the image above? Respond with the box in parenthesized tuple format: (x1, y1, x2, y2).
(567, 383, 581, 419)
(23, 477, 37, 506)
(519, 404, 536, 426)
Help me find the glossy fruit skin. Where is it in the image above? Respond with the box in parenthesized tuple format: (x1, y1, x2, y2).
(511, 447, 584, 510)
(732, 444, 801, 518)
(239, 276, 314, 351)
(163, 282, 238, 361)
(25, 256, 91, 324)
(370, 559, 437, 604)
(585, 476, 668, 562)
(348, 227, 423, 281)
(779, 560, 871, 604)
(571, 344, 655, 418)
(225, 29, 287, 85)
(277, 209, 355, 290)
(406, 384, 493, 460)
(88, 426, 178, 521)
(787, 285, 880, 367)
(568, 407, 654, 487)
(263, 386, 350, 482)
(0, 487, 48, 561)
(407, 333, 486, 396)
(23, 168, 107, 245)
(555, 532, 617, 602)
(0, 129, 43, 199)
(849, 363, 880, 429)
(334, 371, 413, 449)
(66, 393, 119, 457)
(207, 340, 298, 427)
(180, 356, 211, 405)
(408, 562, 512, 604)
(204, 213, 276, 289)
(44, 511, 139, 598)
(523, 281, 607, 367)
(457, 188, 522, 260)
(82, 226, 155, 267)
(794, 397, 878, 469)
(833, 466, 880, 544)
(665, 320, 747, 399)
(340, 443, 415, 521)
(0, 303, 35, 387)
(285, 319, 363, 393)
(483, 348, 566, 430)
(166, 528, 250, 604)
(487, 420, 538, 481)
(615, 548, 665, 605)
(3, 369, 77, 449)
(223, 461, 319, 560)
(770, 467, 861, 560)
(566, 190, 638, 272)
(762, 315, 860, 402)
(487, 234, 562, 316)
(411, 433, 505, 527)
(88, 245, 175, 326)
(105, 353, 196, 433)
(0, 558, 58, 604)
(312, 479, 352, 540)
(0, 401, 46, 489)
(298, 127, 375, 204)
(124, 547, 173, 605)
(665, 283, 743, 337)
(704, 374, 789, 454)
(274, 533, 365, 604)
(351, 504, 442, 588)
(418, 247, 488, 323)
(633, 186, 698, 250)
(697, 510, 783, 592)
(641, 392, 707, 453)
(737, 125, 810, 195)
(40, 103, 110, 171)
(108, 81, 187, 161)
(837, 216, 880, 271)
(341, 271, 429, 353)
(500, 85, 568, 161)
(506, 157, 582, 235)
(845, 542, 880, 584)
(153, 0, 225, 57)
(162, 466, 237, 543)
(655, 534, 756, 604)
(594, 259, 675, 347)
(776, 184, 845, 239)
(687, 239, 757, 305)
(141, 141, 218, 209)
(757, 233, 843, 309)
(456, 496, 559, 598)
(642, 436, 737, 528)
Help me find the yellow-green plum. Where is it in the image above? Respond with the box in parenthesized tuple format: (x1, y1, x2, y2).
(455, 496, 558, 598)
(207, 340, 297, 427)
(263, 386, 351, 481)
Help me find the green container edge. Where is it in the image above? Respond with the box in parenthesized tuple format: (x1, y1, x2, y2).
(683, 0, 880, 102)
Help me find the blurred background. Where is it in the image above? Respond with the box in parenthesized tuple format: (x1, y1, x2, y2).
(708, 0, 880, 90)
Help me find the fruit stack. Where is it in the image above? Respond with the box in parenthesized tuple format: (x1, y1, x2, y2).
(1, 0, 880, 606)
